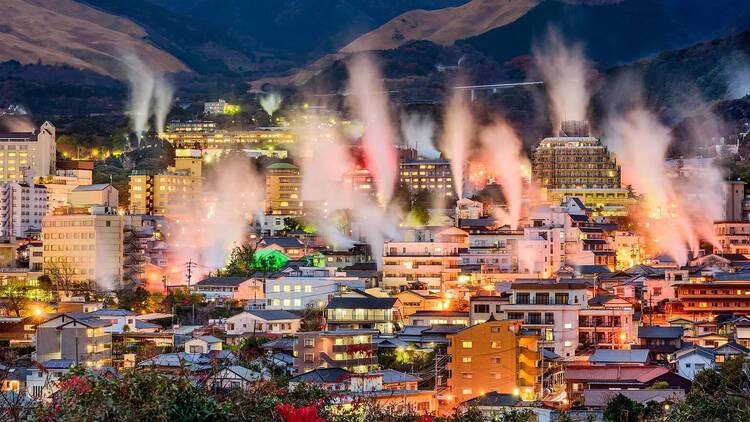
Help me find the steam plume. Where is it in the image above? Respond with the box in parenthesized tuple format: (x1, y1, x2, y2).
(480, 121, 525, 230)
(153, 75, 175, 134)
(533, 28, 590, 128)
(401, 112, 440, 159)
(260, 92, 283, 118)
(122, 53, 174, 137)
(442, 88, 474, 198)
(346, 54, 399, 203)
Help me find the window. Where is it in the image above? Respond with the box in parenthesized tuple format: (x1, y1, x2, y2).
(303, 339, 315, 348)
(462, 356, 472, 363)
(461, 341, 473, 349)
(272, 285, 281, 293)
(461, 372, 473, 379)
(563, 323, 572, 329)
(462, 389, 472, 395)
(189, 345, 202, 353)
(564, 341, 573, 347)
(303, 353, 314, 363)
(474, 304, 490, 313)
(490, 341, 502, 349)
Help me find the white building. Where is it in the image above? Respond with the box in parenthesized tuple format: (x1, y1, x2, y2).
(265, 266, 365, 310)
(0, 121, 56, 182)
(0, 181, 47, 238)
(226, 310, 301, 336)
(26, 359, 75, 399)
(674, 347, 716, 380)
(184, 336, 223, 354)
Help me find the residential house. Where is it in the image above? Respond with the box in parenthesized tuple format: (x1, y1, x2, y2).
(265, 266, 365, 310)
(26, 359, 75, 399)
(588, 349, 650, 366)
(193, 276, 263, 303)
(87, 308, 137, 333)
(293, 329, 378, 374)
(446, 318, 540, 404)
(394, 290, 446, 317)
(408, 310, 469, 327)
(469, 295, 507, 325)
(565, 365, 692, 405)
(325, 297, 401, 334)
(184, 336, 223, 354)
(206, 365, 269, 391)
(225, 310, 301, 337)
(674, 347, 716, 380)
(636, 326, 684, 360)
(257, 237, 305, 259)
(35, 313, 112, 367)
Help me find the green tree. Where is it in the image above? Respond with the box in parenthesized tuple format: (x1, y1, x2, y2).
(224, 244, 257, 276)
(603, 394, 644, 422)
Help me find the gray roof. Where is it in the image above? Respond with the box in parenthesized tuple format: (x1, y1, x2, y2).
(464, 391, 522, 407)
(196, 276, 251, 286)
(138, 352, 209, 368)
(89, 308, 136, 317)
(290, 367, 351, 384)
(222, 365, 264, 382)
(245, 310, 301, 321)
(135, 320, 161, 330)
(638, 326, 683, 339)
(326, 297, 397, 310)
(259, 237, 304, 248)
(261, 337, 296, 350)
(72, 183, 112, 192)
(196, 335, 222, 344)
(42, 359, 75, 370)
(590, 349, 650, 364)
(372, 369, 420, 384)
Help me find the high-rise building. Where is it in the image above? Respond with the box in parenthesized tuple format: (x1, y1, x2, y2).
(265, 162, 303, 216)
(0, 181, 47, 238)
(129, 149, 202, 215)
(533, 121, 620, 190)
(724, 180, 746, 222)
(399, 159, 454, 197)
(0, 121, 56, 182)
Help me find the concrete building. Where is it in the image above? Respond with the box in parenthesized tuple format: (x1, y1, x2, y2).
(293, 329, 379, 374)
(41, 207, 124, 287)
(265, 163, 303, 216)
(129, 149, 202, 215)
(455, 198, 483, 221)
(0, 181, 47, 238)
(35, 313, 112, 367)
(325, 297, 401, 334)
(714, 221, 750, 254)
(39, 162, 94, 214)
(383, 227, 469, 291)
(446, 319, 540, 404)
(265, 266, 365, 310)
(724, 180, 746, 222)
(69, 184, 118, 209)
(0, 121, 56, 182)
(399, 159, 454, 197)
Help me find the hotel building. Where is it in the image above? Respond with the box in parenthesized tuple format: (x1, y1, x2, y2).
(0, 121, 56, 182)
(399, 159, 454, 197)
(0, 181, 47, 238)
(265, 162, 303, 216)
(129, 149, 202, 215)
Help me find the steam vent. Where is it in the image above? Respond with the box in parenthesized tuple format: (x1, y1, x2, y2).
(533, 120, 621, 190)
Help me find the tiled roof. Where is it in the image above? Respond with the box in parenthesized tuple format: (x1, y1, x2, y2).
(638, 326, 683, 339)
(290, 368, 351, 384)
(565, 365, 670, 383)
(326, 297, 397, 310)
(589, 349, 649, 364)
(195, 276, 251, 286)
(244, 310, 301, 321)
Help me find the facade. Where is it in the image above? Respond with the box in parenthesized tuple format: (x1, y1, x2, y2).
(265, 163, 303, 216)
(446, 319, 540, 404)
(0, 121, 56, 182)
(35, 313, 112, 367)
(193, 276, 264, 302)
(184, 336, 223, 354)
(0, 181, 47, 238)
(714, 222, 750, 254)
(325, 297, 401, 334)
(394, 290, 446, 317)
(409, 310, 468, 326)
(41, 208, 123, 286)
(674, 272, 750, 316)
(128, 149, 202, 215)
(225, 310, 301, 336)
(399, 159, 454, 197)
(293, 329, 379, 374)
(265, 267, 365, 310)
(383, 227, 469, 291)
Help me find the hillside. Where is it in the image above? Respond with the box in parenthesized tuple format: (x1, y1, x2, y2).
(341, 0, 539, 53)
(0, 0, 187, 78)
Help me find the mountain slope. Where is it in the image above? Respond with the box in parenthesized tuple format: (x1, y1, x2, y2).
(341, 0, 539, 52)
(0, 0, 187, 78)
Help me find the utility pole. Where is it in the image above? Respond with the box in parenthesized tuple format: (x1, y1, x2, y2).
(185, 259, 197, 285)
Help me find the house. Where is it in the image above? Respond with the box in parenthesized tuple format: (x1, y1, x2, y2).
(137, 353, 212, 374)
(469, 295, 507, 325)
(265, 266, 365, 310)
(184, 336, 223, 354)
(35, 313, 112, 367)
(583, 389, 686, 409)
(325, 297, 402, 334)
(636, 326, 684, 360)
(394, 290, 446, 317)
(733, 319, 750, 348)
(446, 318, 540, 404)
(713, 341, 750, 363)
(564, 365, 692, 404)
(408, 310, 469, 327)
(674, 347, 716, 380)
(293, 329, 378, 374)
(289, 367, 352, 391)
(588, 349, 650, 366)
(225, 310, 301, 338)
(88, 308, 137, 333)
(26, 359, 75, 399)
(683, 333, 729, 349)
(193, 276, 263, 303)
(257, 237, 305, 259)
(206, 365, 269, 391)
(464, 393, 552, 422)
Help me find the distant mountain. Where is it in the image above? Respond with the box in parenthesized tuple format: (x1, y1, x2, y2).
(0, 0, 187, 78)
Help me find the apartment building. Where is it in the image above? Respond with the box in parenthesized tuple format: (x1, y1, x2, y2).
(128, 148, 202, 215)
(383, 227, 468, 291)
(447, 319, 540, 404)
(35, 313, 112, 367)
(0, 121, 56, 182)
(0, 181, 47, 238)
(674, 272, 750, 317)
(399, 159, 454, 197)
(325, 297, 401, 334)
(265, 162, 303, 216)
(265, 266, 365, 310)
(41, 207, 123, 286)
(293, 329, 379, 374)
(714, 221, 750, 254)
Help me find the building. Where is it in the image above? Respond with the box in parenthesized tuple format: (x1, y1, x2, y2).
(724, 180, 746, 222)
(674, 347, 716, 380)
(265, 163, 303, 216)
(0, 121, 56, 182)
(257, 237, 305, 259)
(446, 318, 540, 404)
(673, 272, 750, 317)
(383, 227, 469, 291)
(87, 308, 138, 334)
(203, 99, 239, 116)
(184, 336, 223, 354)
(394, 290, 447, 317)
(193, 276, 264, 303)
(636, 326, 684, 360)
(408, 310, 468, 326)
(293, 329, 378, 374)
(35, 313, 112, 367)
(325, 297, 402, 334)
(39, 161, 94, 213)
(714, 222, 750, 254)
(455, 198, 483, 220)
(128, 149, 202, 215)
(0, 181, 47, 238)
(225, 310, 301, 337)
(41, 207, 123, 287)
(26, 359, 75, 399)
(399, 159, 454, 197)
(265, 266, 365, 310)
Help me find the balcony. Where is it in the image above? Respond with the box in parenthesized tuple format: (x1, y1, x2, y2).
(332, 343, 376, 354)
(320, 352, 377, 368)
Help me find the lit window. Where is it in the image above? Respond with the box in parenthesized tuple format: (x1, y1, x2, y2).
(461, 341, 472, 349)
(462, 356, 472, 363)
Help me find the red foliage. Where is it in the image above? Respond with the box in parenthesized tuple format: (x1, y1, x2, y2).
(56, 375, 92, 396)
(417, 416, 435, 422)
(275, 403, 325, 422)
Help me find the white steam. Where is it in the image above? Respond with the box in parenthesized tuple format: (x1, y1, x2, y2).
(123, 53, 174, 137)
(346, 54, 399, 204)
(260, 92, 284, 118)
(442, 88, 474, 199)
(480, 121, 525, 230)
(401, 112, 441, 159)
(533, 28, 590, 128)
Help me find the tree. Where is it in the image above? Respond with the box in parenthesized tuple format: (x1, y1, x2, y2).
(300, 307, 325, 332)
(603, 394, 644, 422)
(1, 280, 29, 317)
(224, 244, 256, 277)
(45, 261, 77, 297)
